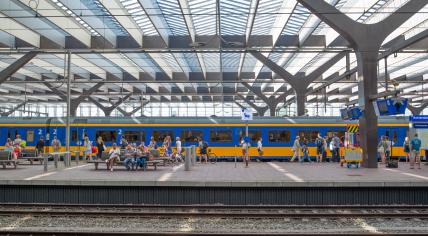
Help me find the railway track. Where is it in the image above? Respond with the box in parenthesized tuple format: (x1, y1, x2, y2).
(0, 203, 427, 218)
(1, 204, 428, 235)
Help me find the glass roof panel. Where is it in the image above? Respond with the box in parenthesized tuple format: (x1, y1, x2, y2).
(282, 4, 311, 35)
(81, 0, 129, 36)
(156, 0, 189, 35)
(251, 0, 283, 35)
(220, 0, 251, 35)
(222, 53, 241, 72)
(119, 0, 159, 35)
(188, 0, 217, 35)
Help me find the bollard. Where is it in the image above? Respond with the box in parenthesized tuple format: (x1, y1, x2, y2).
(185, 147, 191, 171)
(43, 154, 48, 172)
(54, 155, 58, 169)
(190, 145, 196, 165)
(75, 151, 79, 165)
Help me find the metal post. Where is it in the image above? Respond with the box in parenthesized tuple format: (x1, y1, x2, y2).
(185, 147, 191, 171)
(245, 120, 249, 167)
(66, 51, 71, 167)
(384, 57, 388, 91)
(43, 154, 48, 172)
(191, 145, 196, 165)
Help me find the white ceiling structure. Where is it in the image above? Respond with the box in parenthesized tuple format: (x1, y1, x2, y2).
(0, 0, 426, 116)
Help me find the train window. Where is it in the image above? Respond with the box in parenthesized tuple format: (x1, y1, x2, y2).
(123, 131, 145, 143)
(239, 130, 262, 142)
(297, 130, 319, 143)
(210, 130, 232, 142)
(268, 130, 291, 143)
(152, 130, 174, 142)
(95, 130, 117, 142)
(326, 130, 345, 143)
(71, 130, 78, 142)
(181, 130, 203, 142)
(27, 130, 34, 142)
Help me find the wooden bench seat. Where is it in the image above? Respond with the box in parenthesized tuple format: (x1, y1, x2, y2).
(87, 152, 162, 170)
(18, 149, 44, 165)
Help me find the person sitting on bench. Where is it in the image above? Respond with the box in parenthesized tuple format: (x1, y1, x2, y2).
(106, 143, 120, 172)
(123, 144, 136, 171)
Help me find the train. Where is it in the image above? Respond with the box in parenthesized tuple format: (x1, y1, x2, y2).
(0, 116, 410, 159)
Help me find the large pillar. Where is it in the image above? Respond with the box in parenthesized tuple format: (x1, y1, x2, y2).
(356, 49, 380, 168)
(294, 86, 307, 117)
(66, 51, 71, 166)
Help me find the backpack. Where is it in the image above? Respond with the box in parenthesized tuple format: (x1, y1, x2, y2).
(202, 141, 208, 149)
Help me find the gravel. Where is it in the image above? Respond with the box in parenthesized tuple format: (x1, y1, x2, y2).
(0, 215, 428, 234)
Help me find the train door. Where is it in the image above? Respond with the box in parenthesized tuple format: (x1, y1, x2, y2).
(7, 128, 18, 140)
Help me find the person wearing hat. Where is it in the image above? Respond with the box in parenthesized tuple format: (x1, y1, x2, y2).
(290, 136, 301, 162)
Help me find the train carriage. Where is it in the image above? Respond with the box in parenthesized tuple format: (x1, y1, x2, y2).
(0, 116, 410, 160)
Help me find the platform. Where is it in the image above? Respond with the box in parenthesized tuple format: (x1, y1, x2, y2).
(1, 161, 428, 205)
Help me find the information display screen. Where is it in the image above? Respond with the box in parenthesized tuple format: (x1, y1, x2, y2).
(377, 100, 390, 115)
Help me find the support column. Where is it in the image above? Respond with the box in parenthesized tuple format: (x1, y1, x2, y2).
(357, 50, 381, 168)
(66, 51, 71, 167)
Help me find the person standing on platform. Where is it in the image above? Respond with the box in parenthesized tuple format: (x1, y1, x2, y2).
(291, 136, 301, 162)
(198, 137, 208, 163)
(323, 136, 328, 162)
(257, 137, 263, 162)
(96, 136, 105, 160)
(410, 133, 422, 169)
(51, 136, 61, 153)
(403, 137, 410, 162)
(377, 136, 387, 164)
(385, 136, 393, 160)
(301, 137, 311, 163)
(84, 136, 92, 160)
(315, 134, 324, 163)
(240, 137, 250, 163)
(332, 134, 340, 162)
(36, 137, 44, 156)
(148, 136, 157, 150)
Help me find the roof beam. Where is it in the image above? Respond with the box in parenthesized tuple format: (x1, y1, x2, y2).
(0, 51, 38, 84)
(0, 101, 26, 117)
(116, 100, 149, 117)
(17, 0, 91, 47)
(89, 93, 132, 116)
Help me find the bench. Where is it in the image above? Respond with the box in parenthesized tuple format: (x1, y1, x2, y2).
(87, 152, 162, 170)
(0, 151, 17, 169)
(18, 149, 44, 165)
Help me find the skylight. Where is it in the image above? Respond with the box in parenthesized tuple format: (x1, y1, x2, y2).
(50, 0, 100, 36)
(119, 0, 158, 35)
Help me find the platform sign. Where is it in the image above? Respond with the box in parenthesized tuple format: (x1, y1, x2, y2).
(410, 115, 428, 129)
(340, 107, 362, 120)
(241, 108, 253, 121)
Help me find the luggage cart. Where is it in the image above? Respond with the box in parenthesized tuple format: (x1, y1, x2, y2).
(344, 125, 362, 168)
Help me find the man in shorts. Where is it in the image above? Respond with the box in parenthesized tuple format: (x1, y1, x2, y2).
(198, 137, 208, 163)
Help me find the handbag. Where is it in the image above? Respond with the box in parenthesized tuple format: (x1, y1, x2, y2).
(377, 146, 384, 153)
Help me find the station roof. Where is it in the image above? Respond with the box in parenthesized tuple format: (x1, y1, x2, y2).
(0, 0, 427, 111)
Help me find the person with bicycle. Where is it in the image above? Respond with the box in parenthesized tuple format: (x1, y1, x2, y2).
(198, 137, 208, 163)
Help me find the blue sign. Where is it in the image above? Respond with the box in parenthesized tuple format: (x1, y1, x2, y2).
(375, 98, 408, 116)
(413, 124, 428, 129)
(410, 115, 428, 122)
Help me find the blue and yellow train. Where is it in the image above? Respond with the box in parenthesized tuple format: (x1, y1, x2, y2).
(0, 116, 410, 159)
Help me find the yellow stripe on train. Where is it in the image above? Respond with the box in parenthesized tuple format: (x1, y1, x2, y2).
(2, 146, 414, 158)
